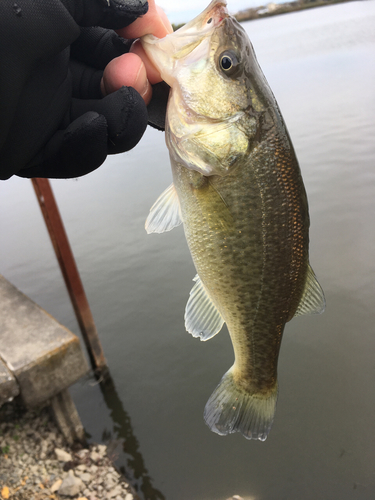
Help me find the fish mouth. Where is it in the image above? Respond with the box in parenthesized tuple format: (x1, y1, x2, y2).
(141, 0, 229, 86)
(179, 0, 228, 31)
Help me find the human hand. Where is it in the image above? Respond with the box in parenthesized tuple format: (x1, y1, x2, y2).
(0, 0, 172, 180)
(101, 0, 172, 104)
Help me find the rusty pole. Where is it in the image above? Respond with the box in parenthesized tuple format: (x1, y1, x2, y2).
(32, 178, 107, 375)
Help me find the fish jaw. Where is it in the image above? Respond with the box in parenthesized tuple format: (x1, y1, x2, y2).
(141, 0, 228, 87)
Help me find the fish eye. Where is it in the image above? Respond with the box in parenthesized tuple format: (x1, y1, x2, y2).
(207, 17, 212, 24)
(221, 55, 232, 70)
(219, 50, 240, 77)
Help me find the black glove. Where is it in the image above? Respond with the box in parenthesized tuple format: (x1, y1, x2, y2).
(0, 0, 152, 179)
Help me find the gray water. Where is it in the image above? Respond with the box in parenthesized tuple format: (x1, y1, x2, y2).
(1, 1, 375, 499)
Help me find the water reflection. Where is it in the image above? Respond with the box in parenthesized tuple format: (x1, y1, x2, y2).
(98, 373, 166, 500)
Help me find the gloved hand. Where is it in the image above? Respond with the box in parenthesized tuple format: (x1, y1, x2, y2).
(0, 0, 170, 180)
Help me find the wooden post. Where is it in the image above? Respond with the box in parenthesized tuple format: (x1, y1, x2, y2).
(32, 178, 107, 375)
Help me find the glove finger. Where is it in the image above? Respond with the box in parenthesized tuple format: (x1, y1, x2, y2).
(70, 60, 103, 99)
(17, 112, 108, 179)
(70, 87, 148, 154)
(61, 0, 148, 29)
(71, 27, 132, 70)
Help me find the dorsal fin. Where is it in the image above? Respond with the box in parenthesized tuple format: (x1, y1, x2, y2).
(145, 183, 182, 234)
(294, 264, 326, 317)
(185, 275, 224, 341)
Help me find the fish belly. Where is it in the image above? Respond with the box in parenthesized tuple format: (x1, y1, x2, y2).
(171, 136, 309, 439)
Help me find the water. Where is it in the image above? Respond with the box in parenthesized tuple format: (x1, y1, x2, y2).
(1, 1, 375, 498)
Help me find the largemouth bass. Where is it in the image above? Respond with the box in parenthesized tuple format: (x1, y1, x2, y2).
(141, 0, 325, 441)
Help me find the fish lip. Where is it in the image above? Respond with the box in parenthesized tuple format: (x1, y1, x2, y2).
(141, 1, 229, 86)
(198, 0, 229, 26)
(172, 0, 228, 34)
(211, 1, 229, 23)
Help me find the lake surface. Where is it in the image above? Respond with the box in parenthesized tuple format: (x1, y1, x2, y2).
(1, 1, 375, 499)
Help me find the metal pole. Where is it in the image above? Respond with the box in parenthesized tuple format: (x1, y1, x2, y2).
(32, 178, 107, 375)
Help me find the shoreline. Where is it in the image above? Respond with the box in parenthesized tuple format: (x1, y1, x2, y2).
(234, 0, 358, 22)
(0, 402, 247, 500)
(171, 0, 358, 30)
(0, 402, 138, 500)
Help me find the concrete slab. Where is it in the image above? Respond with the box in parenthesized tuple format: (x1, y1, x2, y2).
(0, 275, 88, 407)
(0, 357, 19, 406)
(51, 389, 86, 444)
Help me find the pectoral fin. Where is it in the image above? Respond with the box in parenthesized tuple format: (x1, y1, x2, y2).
(185, 275, 224, 341)
(145, 183, 182, 234)
(294, 264, 326, 317)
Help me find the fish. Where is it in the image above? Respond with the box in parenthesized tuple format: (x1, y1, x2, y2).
(141, 0, 325, 441)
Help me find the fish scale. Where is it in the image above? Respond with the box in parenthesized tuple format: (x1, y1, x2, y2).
(142, 0, 325, 440)
(176, 142, 301, 388)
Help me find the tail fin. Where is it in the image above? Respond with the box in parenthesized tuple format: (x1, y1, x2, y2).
(203, 368, 278, 441)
